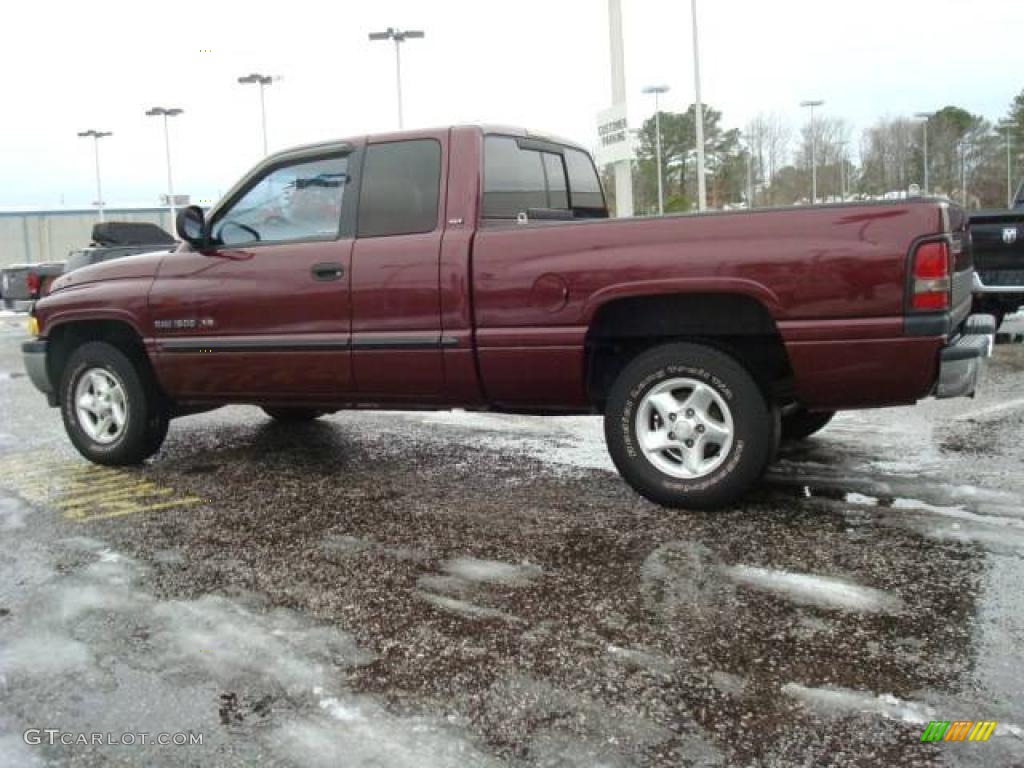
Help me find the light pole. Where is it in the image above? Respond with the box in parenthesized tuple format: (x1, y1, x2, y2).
(77, 129, 112, 221)
(800, 99, 824, 204)
(958, 141, 971, 207)
(914, 112, 932, 195)
(690, 0, 707, 211)
(836, 140, 848, 201)
(999, 121, 1014, 209)
(145, 107, 183, 232)
(642, 85, 670, 214)
(237, 73, 274, 155)
(368, 27, 425, 129)
(745, 142, 754, 208)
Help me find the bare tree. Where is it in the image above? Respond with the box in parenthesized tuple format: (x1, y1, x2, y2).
(747, 112, 791, 205)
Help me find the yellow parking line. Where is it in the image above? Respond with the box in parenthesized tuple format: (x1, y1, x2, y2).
(58, 485, 174, 511)
(1, 452, 207, 522)
(71, 496, 204, 522)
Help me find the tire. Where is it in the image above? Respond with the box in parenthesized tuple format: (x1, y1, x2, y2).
(262, 407, 324, 422)
(780, 409, 835, 442)
(59, 341, 168, 465)
(143, 413, 170, 457)
(604, 342, 774, 509)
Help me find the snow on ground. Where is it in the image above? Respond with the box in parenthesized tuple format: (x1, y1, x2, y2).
(0, 503, 503, 767)
(406, 411, 614, 473)
(440, 556, 542, 587)
(724, 566, 903, 615)
(782, 683, 934, 724)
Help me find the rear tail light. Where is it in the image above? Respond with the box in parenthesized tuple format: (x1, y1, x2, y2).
(25, 271, 41, 298)
(911, 241, 950, 311)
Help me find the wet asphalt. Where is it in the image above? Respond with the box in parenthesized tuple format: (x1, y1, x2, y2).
(1, 313, 1024, 767)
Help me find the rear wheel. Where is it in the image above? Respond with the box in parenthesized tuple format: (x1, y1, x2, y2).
(60, 341, 168, 465)
(262, 407, 325, 422)
(780, 409, 835, 441)
(604, 343, 775, 509)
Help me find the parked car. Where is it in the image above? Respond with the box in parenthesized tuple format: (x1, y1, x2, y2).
(22, 126, 994, 508)
(65, 221, 176, 275)
(1, 222, 174, 313)
(969, 181, 1024, 329)
(1, 262, 65, 312)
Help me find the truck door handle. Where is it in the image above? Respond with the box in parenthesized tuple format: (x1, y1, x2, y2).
(311, 262, 344, 281)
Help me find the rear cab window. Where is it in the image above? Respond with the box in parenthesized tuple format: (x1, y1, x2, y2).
(482, 135, 607, 222)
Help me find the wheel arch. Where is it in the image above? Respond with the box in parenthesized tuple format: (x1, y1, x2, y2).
(46, 318, 159, 400)
(584, 291, 795, 409)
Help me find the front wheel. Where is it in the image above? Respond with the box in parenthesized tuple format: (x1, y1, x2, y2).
(60, 342, 168, 465)
(604, 343, 775, 509)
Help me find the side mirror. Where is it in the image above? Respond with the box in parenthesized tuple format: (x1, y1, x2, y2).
(176, 205, 207, 248)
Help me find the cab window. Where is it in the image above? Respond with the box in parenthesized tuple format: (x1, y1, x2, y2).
(357, 139, 442, 238)
(212, 155, 349, 246)
(483, 136, 607, 220)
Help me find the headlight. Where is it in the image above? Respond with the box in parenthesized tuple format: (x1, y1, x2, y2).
(27, 316, 40, 336)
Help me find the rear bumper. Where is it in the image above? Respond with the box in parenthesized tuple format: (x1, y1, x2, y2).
(973, 271, 1024, 295)
(2, 298, 33, 313)
(22, 339, 55, 404)
(934, 314, 995, 399)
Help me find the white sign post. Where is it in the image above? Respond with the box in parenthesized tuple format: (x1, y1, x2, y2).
(605, 0, 633, 217)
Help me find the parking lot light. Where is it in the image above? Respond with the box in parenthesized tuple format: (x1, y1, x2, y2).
(800, 100, 825, 204)
(914, 112, 933, 195)
(77, 129, 112, 221)
(145, 107, 184, 230)
(368, 28, 425, 130)
(237, 73, 275, 155)
(641, 85, 670, 215)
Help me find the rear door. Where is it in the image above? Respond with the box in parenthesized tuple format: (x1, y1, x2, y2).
(150, 148, 356, 400)
(350, 134, 447, 399)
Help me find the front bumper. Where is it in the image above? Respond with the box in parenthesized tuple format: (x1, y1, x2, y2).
(935, 314, 995, 399)
(22, 339, 55, 404)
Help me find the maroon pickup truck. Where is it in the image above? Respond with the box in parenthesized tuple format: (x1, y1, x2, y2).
(22, 125, 994, 508)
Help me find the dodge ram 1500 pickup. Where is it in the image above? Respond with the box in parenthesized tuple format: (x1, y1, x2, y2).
(969, 180, 1024, 328)
(22, 125, 995, 509)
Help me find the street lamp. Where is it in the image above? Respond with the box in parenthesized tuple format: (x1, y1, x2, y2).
(998, 121, 1014, 209)
(368, 27, 425, 130)
(237, 73, 275, 155)
(145, 107, 183, 232)
(958, 141, 971, 207)
(800, 99, 824, 204)
(641, 85, 670, 214)
(836, 140, 848, 201)
(77, 129, 112, 221)
(690, 0, 707, 211)
(914, 112, 933, 195)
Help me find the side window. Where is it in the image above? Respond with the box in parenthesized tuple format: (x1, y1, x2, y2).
(212, 155, 349, 246)
(542, 153, 569, 209)
(565, 149, 607, 213)
(483, 136, 578, 219)
(357, 139, 442, 238)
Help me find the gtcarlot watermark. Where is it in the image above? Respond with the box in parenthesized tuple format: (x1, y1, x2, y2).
(24, 729, 203, 746)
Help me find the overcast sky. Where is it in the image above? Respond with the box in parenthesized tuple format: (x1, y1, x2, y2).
(2, 0, 1021, 208)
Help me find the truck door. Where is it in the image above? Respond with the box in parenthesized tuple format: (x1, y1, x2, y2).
(350, 135, 448, 399)
(150, 148, 355, 400)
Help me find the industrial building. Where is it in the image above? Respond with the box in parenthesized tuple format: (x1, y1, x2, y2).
(0, 207, 175, 267)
